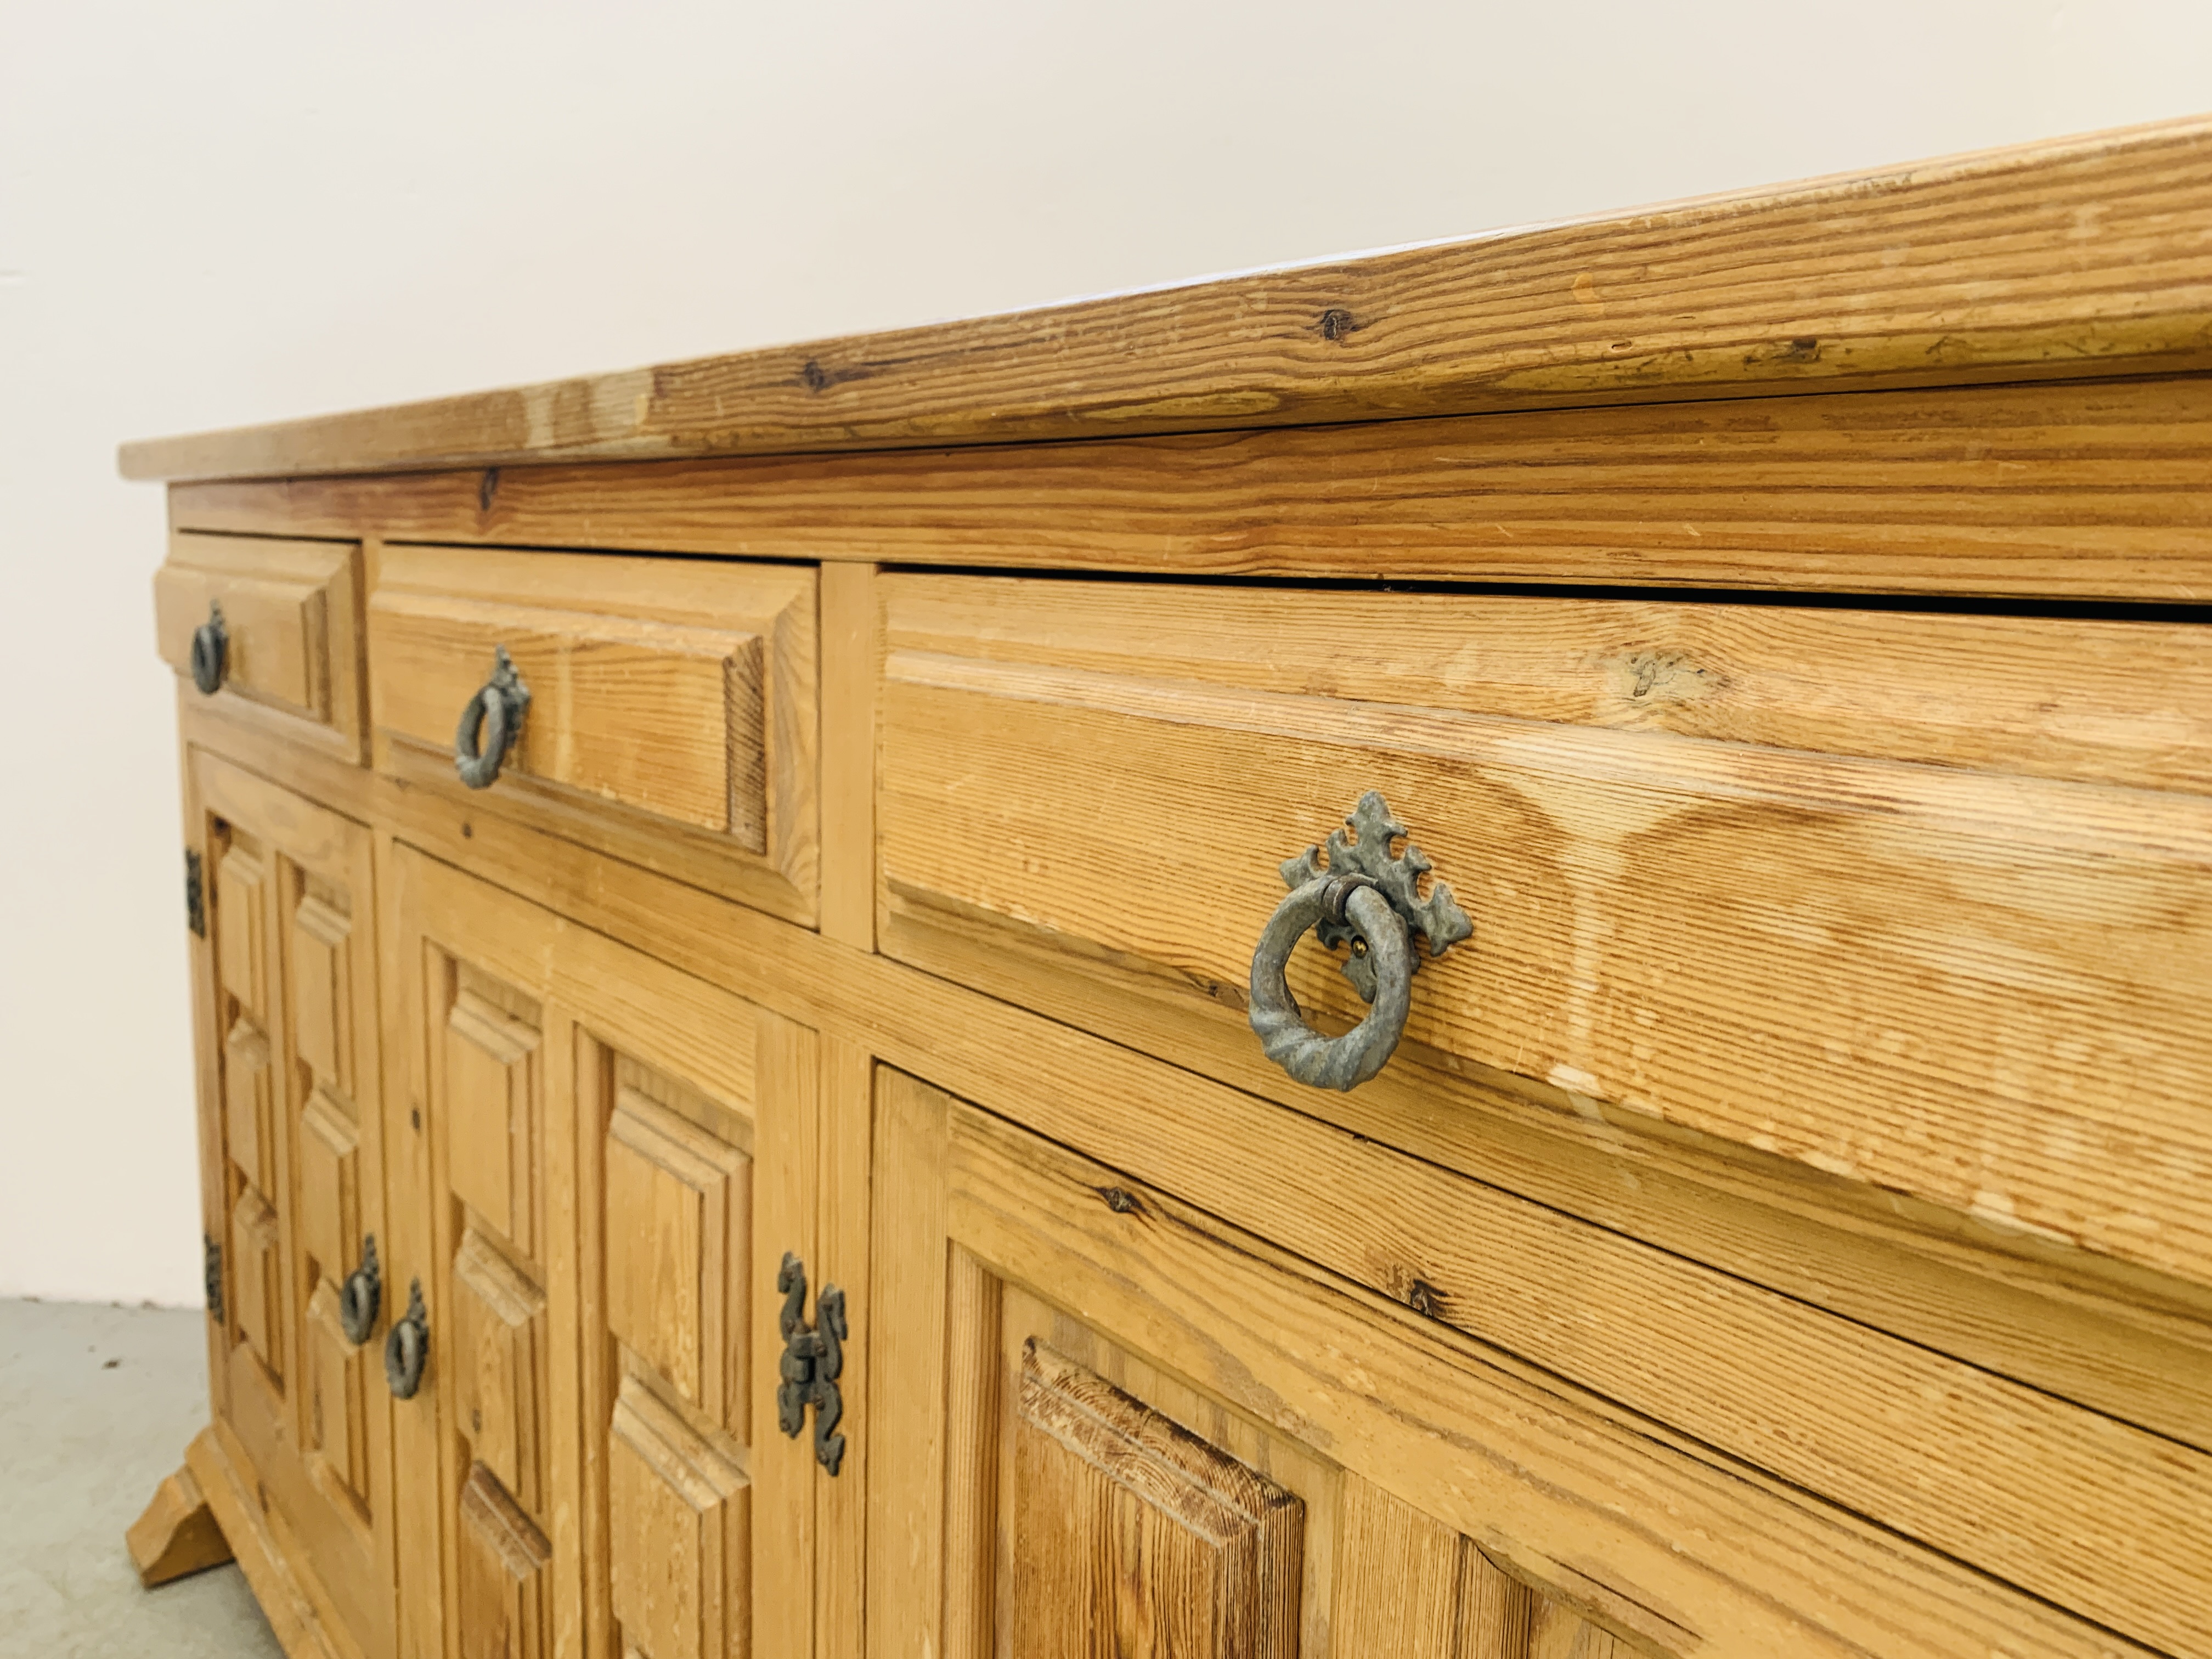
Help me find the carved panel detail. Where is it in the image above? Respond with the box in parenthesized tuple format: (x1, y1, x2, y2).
(1012, 1340, 1304, 1659)
(306, 1280, 369, 1510)
(229, 1187, 283, 1384)
(213, 843, 268, 1018)
(458, 1462, 551, 1659)
(606, 1087, 749, 1432)
(291, 887, 354, 1096)
(444, 980, 541, 1257)
(451, 1227, 546, 1512)
(297, 1089, 358, 1289)
(223, 1019, 273, 1193)
(607, 1380, 748, 1659)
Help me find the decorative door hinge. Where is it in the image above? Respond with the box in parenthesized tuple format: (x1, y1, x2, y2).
(185, 850, 206, 938)
(776, 1252, 847, 1475)
(204, 1234, 224, 1323)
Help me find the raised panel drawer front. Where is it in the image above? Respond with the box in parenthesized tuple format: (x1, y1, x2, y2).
(369, 545, 819, 923)
(155, 532, 365, 756)
(878, 574, 2212, 1296)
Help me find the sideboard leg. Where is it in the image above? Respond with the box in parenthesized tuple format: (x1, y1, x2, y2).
(127, 1447, 235, 1588)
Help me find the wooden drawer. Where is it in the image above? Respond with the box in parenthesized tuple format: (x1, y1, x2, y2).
(877, 574, 2212, 1295)
(155, 532, 365, 758)
(368, 546, 817, 924)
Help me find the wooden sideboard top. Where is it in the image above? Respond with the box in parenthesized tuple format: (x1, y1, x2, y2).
(122, 114, 2212, 483)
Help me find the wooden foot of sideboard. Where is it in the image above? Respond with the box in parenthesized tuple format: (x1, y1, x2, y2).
(126, 1441, 234, 1588)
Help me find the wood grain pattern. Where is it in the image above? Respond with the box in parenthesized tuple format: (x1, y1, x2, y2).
(1458, 1548, 1622, 1659)
(888, 572, 2212, 794)
(862, 1069, 958, 1659)
(370, 831, 444, 1659)
(815, 1041, 873, 1659)
(945, 1101, 2155, 1659)
(127, 1462, 234, 1588)
(185, 1426, 345, 1659)
(191, 753, 397, 1659)
(190, 698, 2212, 1455)
(607, 1382, 746, 1659)
(182, 701, 2212, 1657)
(879, 576, 2212, 1294)
(605, 1085, 750, 1429)
(422, 936, 552, 1659)
(868, 812, 2212, 1452)
(1012, 1341, 1304, 1659)
(121, 115, 2212, 481)
(368, 548, 817, 910)
(376, 591, 764, 840)
(993, 1282, 1346, 1656)
(1333, 1477, 1463, 1657)
(456, 1462, 551, 1659)
(168, 374, 2212, 600)
(867, 1069, 2162, 1657)
(157, 532, 364, 759)
(1328, 1483, 1632, 1658)
(390, 844, 816, 1659)
(958, 1022, 2212, 1649)
(449, 1228, 546, 1509)
(867, 965, 2212, 1654)
(818, 565, 879, 950)
(751, 1003, 821, 1659)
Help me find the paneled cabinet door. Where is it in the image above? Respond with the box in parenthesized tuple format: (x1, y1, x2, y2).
(189, 751, 396, 1659)
(390, 845, 819, 1659)
(865, 1069, 2139, 1659)
(866, 1069, 1636, 1659)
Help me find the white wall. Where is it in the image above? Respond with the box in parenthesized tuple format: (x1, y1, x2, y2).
(3, 1, 2208, 1305)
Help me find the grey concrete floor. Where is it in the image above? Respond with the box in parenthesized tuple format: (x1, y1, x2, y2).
(0, 1298, 284, 1657)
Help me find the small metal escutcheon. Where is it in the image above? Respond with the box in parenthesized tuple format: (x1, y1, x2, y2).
(384, 1278, 429, 1400)
(190, 601, 228, 695)
(1248, 791, 1471, 1091)
(454, 645, 530, 789)
(339, 1235, 381, 1345)
(776, 1252, 848, 1475)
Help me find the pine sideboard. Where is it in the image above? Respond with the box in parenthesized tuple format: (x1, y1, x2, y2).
(122, 117, 2212, 1659)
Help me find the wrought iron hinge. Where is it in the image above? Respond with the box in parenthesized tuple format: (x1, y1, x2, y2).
(185, 849, 206, 938)
(204, 1234, 224, 1323)
(776, 1252, 847, 1475)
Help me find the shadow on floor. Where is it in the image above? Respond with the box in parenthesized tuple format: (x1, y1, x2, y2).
(0, 1298, 284, 1657)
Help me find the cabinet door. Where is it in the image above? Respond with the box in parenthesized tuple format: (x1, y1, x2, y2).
(191, 751, 396, 1659)
(865, 1069, 2144, 1659)
(390, 846, 817, 1659)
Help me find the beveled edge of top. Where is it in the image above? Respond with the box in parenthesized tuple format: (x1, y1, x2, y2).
(122, 113, 2212, 483)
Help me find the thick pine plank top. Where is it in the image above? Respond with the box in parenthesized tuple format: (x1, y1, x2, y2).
(122, 115, 2212, 482)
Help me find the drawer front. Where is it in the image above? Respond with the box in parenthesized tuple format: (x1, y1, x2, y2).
(369, 546, 817, 923)
(155, 532, 364, 755)
(878, 574, 2212, 1294)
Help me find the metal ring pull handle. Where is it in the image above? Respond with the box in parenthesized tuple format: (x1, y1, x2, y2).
(454, 645, 530, 790)
(1248, 792, 1472, 1092)
(384, 1278, 429, 1400)
(190, 601, 228, 695)
(338, 1235, 381, 1345)
(1250, 877, 1412, 1090)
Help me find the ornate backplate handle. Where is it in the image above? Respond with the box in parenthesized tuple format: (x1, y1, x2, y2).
(1249, 791, 1472, 1091)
